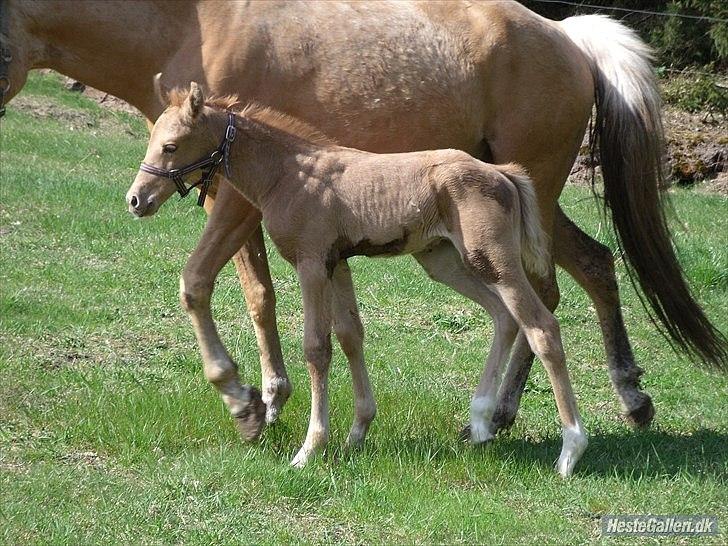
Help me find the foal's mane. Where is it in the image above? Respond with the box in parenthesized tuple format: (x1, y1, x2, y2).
(168, 89, 336, 147)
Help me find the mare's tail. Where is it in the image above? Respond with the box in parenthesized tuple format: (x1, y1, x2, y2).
(561, 15, 727, 369)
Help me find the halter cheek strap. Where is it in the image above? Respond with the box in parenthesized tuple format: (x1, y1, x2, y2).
(139, 112, 237, 207)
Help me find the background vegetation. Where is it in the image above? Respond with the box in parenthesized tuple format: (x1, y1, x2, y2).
(522, 0, 728, 114)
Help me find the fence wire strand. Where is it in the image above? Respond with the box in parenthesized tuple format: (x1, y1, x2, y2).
(531, 0, 728, 23)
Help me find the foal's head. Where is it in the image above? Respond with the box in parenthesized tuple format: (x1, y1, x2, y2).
(127, 81, 228, 217)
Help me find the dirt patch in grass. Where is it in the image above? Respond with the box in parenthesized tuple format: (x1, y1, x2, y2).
(568, 107, 727, 196)
(52, 71, 142, 117)
(79, 85, 143, 117)
(12, 94, 98, 130)
(698, 172, 728, 196)
(11, 91, 139, 137)
(59, 450, 105, 469)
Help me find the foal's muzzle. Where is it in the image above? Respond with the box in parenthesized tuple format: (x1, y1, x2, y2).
(127, 191, 157, 217)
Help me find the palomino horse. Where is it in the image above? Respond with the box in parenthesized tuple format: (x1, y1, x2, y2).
(4, 1, 726, 436)
(127, 85, 589, 476)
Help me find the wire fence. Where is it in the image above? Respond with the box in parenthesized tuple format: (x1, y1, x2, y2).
(531, 0, 728, 23)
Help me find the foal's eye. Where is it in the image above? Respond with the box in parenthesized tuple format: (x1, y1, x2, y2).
(162, 143, 177, 154)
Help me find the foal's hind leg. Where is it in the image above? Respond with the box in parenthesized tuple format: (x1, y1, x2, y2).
(490, 269, 559, 433)
(414, 241, 518, 444)
(331, 261, 376, 448)
(455, 216, 587, 476)
(492, 276, 588, 477)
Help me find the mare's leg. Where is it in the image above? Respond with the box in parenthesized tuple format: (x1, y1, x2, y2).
(491, 208, 654, 431)
(230, 225, 292, 424)
(331, 261, 376, 448)
(553, 208, 654, 426)
(291, 260, 334, 467)
(182, 181, 267, 440)
(414, 241, 518, 443)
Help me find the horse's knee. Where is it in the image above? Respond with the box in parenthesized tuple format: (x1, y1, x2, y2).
(530, 317, 566, 366)
(356, 396, 377, 424)
(304, 336, 332, 368)
(334, 318, 364, 360)
(179, 275, 212, 313)
(203, 358, 237, 386)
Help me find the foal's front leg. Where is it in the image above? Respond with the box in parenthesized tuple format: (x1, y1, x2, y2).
(291, 260, 334, 467)
(206, 181, 292, 425)
(331, 261, 376, 447)
(181, 188, 267, 441)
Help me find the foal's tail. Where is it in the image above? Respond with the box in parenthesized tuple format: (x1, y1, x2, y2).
(561, 15, 728, 369)
(496, 164, 550, 280)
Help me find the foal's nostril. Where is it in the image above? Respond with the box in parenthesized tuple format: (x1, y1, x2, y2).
(130, 195, 139, 208)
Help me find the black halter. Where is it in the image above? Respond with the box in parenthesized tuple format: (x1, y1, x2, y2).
(139, 112, 237, 207)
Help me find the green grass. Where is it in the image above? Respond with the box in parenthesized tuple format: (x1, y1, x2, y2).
(1, 72, 727, 544)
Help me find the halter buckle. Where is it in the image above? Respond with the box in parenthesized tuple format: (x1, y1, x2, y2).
(225, 124, 236, 142)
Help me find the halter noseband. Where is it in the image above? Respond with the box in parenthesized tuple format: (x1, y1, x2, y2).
(139, 112, 237, 207)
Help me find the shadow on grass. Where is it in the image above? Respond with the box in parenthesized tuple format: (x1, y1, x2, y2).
(288, 425, 728, 481)
(483, 427, 728, 480)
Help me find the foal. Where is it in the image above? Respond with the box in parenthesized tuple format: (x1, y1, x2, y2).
(128, 83, 588, 476)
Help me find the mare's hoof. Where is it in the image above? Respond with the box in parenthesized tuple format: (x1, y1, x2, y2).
(625, 395, 655, 428)
(234, 387, 267, 441)
(490, 406, 517, 434)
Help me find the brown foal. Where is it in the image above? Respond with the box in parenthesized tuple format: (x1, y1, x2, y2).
(127, 85, 589, 476)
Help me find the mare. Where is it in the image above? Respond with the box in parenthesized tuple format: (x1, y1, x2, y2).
(128, 84, 589, 476)
(4, 0, 726, 438)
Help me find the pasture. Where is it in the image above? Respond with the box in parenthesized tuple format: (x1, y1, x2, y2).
(1, 72, 726, 543)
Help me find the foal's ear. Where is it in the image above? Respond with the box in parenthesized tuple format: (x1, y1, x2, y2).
(181, 81, 204, 123)
(153, 73, 171, 105)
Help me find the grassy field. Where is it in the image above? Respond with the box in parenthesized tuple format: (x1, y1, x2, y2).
(1, 72, 726, 544)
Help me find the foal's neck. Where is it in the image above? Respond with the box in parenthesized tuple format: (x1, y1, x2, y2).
(216, 112, 328, 210)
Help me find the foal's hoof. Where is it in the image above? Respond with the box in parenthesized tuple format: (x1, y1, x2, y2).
(234, 387, 267, 441)
(459, 424, 495, 446)
(263, 377, 293, 425)
(458, 424, 472, 442)
(625, 395, 655, 429)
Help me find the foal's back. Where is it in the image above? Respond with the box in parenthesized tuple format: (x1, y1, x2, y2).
(278, 145, 521, 261)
